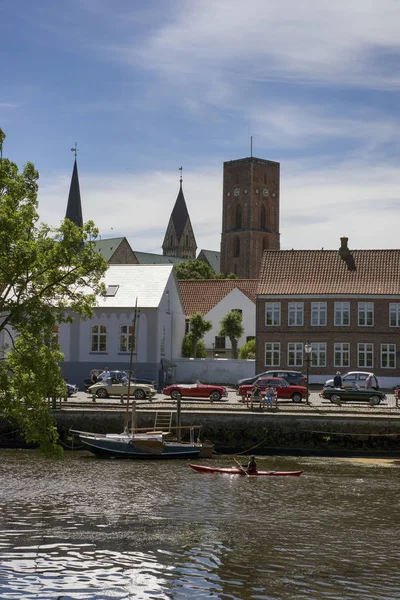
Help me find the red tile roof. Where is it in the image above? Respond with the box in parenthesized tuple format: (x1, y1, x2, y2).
(178, 279, 258, 317)
(257, 249, 400, 296)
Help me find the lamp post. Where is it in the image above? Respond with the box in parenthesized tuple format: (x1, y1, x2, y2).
(304, 342, 312, 406)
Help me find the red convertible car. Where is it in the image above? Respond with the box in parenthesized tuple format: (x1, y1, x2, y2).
(162, 382, 228, 401)
(237, 377, 306, 403)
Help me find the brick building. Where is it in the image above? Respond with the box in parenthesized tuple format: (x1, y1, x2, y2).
(220, 157, 280, 278)
(256, 238, 400, 387)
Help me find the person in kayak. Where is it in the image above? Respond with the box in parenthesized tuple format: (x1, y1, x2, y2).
(245, 456, 258, 474)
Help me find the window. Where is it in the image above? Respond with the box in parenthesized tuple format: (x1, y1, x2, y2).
(357, 343, 373, 368)
(215, 336, 226, 349)
(106, 285, 119, 297)
(311, 343, 326, 367)
(233, 236, 240, 257)
(235, 204, 242, 228)
(265, 302, 281, 326)
(246, 336, 255, 342)
(334, 302, 350, 326)
(311, 302, 327, 326)
(334, 343, 350, 367)
(381, 344, 396, 368)
(91, 325, 107, 352)
(265, 342, 280, 366)
(358, 302, 374, 326)
(119, 325, 134, 353)
(288, 343, 303, 367)
(288, 302, 304, 326)
(389, 303, 400, 327)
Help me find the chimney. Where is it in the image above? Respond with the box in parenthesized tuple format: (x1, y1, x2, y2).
(339, 237, 350, 261)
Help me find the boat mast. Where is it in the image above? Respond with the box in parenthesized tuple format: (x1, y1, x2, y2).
(124, 297, 138, 432)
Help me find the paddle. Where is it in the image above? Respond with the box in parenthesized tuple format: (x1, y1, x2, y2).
(233, 456, 249, 476)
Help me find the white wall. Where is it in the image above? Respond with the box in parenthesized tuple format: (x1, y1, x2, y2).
(173, 358, 256, 385)
(203, 288, 255, 350)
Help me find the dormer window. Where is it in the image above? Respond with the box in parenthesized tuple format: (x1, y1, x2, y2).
(106, 285, 119, 297)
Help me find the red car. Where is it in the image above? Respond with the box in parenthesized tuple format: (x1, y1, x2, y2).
(163, 382, 228, 402)
(238, 377, 306, 403)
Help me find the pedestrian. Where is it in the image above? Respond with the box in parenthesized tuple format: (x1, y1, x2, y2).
(251, 381, 263, 408)
(90, 369, 98, 385)
(365, 374, 373, 389)
(333, 371, 343, 388)
(265, 383, 276, 409)
(99, 367, 111, 386)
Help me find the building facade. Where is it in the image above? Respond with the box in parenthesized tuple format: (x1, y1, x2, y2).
(220, 157, 280, 278)
(256, 239, 400, 387)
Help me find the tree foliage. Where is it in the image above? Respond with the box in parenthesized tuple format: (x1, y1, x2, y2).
(185, 313, 212, 358)
(182, 334, 207, 358)
(175, 259, 237, 280)
(0, 128, 108, 455)
(239, 337, 256, 359)
(218, 310, 245, 359)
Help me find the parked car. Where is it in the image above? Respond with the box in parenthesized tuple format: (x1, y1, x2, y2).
(236, 370, 307, 388)
(320, 387, 386, 405)
(237, 377, 306, 403)
(88, 374, 157, 400)
(162, 382, 228, 402)
(84, 370, 156, 392)
(324, 372, 379, 390)
(394, 385, 400, 400)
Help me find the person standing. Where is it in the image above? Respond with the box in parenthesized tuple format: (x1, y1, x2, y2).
(251, 381, 262, 408)
(90, 369, 98, 385)
(265, 383, 276, 409)
(333, 372, 343, 388)
(99, 367, 111, 386)
(365, 374, 373, 389)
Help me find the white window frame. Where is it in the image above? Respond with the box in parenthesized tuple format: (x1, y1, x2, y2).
(265, 302, 281, 326)
(288, 302, 304, 326)
(265, 342, 280, 367)
(380, 344, 396, 369)
(91, 325, 107, 352)
(389, 303, 400, 327)
(311, 342, 326, 367)
(357, 343, 373, 368)
(358, 302, 374, 327)
(334, 342, 350, 368)
(334, 302, 350, 326)
(119, 324, 134, 353)
(287, 342, 303, 367)
(311, 302, 327, 326)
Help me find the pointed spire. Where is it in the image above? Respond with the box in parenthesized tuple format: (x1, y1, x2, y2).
(65, 153, 83, 228)
(162, 168, 197, 259)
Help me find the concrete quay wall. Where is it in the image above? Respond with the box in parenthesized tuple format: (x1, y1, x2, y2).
(53, 409, 400, 455)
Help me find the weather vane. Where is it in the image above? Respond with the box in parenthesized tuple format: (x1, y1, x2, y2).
(71, 142, 79, 158)
(179, 166, 183, 183)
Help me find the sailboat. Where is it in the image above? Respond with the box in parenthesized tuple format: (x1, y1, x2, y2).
(71, 300, 212, 459)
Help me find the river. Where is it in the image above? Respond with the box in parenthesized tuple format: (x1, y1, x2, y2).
(0, 450, 399, 600)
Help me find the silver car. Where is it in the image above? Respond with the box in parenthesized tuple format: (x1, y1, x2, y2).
(324, 371, 379, 390)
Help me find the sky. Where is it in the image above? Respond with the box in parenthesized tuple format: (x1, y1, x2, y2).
(1, 0, 400, 254)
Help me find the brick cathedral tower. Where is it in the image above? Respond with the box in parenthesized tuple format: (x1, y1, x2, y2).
(220, 157, 280, 278)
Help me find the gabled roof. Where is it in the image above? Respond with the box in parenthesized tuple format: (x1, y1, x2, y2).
(133, 251, 188, 266)
(178, 279, 258, 317)
(197, 249, 221, 274)
(257, 248, 400, 296)
(97, 265, 175, 308)
(65, 159, 83, 227)
(93, 237, 126, 262)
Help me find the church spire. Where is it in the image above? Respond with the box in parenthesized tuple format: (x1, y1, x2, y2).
(65, 145, 83, 227)
(162, 168, 197, 259)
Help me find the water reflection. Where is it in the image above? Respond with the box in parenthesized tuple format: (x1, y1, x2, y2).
(0, 451, 399, 599)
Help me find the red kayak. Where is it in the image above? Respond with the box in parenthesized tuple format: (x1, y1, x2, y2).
(189, 464, 303, 477)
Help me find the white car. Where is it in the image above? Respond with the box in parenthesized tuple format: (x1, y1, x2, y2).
(324, 371, 379, 390)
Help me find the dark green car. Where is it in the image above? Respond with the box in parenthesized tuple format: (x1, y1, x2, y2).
(321, 387, 386, 405)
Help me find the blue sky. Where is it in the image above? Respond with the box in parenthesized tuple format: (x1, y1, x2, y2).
(2, 0, 400, 254)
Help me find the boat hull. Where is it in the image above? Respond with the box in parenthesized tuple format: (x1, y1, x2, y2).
(75, 432, 202, 459)
(189, 464, 303, 476)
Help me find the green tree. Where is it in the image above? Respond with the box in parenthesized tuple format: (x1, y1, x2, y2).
(186, 313, 212, 358)
(175, 258, 237, 280)
(0, 128, 108, 455)
(239, 337, 256, 359)
(182, 334, 207, 358)
(218, 310, 245, 359)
